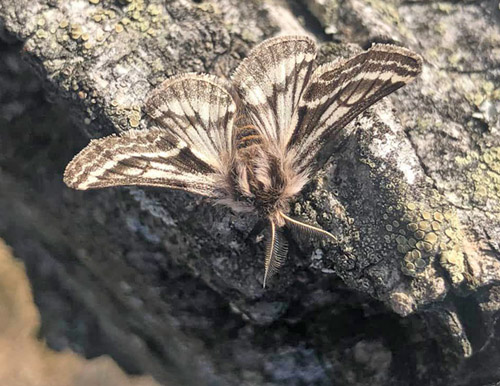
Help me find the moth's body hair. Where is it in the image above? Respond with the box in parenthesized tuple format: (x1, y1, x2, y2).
(235, 125, 263, 149)
(230, 132, 309, 227)
(214, 113, 310, 228)
(64, 35, 422, 287)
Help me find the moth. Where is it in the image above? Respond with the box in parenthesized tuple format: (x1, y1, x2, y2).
(64, 35, 422, 287)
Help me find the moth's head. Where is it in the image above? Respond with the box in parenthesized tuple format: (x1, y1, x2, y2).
(270, 210, 286, 228)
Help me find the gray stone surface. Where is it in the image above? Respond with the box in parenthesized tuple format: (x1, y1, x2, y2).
(1, 0, 500, 385)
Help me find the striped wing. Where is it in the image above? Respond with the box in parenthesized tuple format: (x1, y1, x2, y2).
(288, 44, 422, 172)
(145, 74, 237, 170)
(64, 74, 237, 196)
(64, 128, 220, 196)
(232, 35, 316, 149)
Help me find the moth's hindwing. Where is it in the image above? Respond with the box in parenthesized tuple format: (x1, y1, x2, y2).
(64, 74, 238, 196)
(232, 35, 317, 149)
(289, 44, 423, 172)
(63, 128, 220, 196)
(145, 73, 237, 170)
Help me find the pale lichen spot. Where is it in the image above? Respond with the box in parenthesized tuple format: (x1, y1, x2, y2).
(407, 202, 416, 211)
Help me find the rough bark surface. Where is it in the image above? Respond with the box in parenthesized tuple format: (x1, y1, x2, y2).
(0, 0, 499, 385)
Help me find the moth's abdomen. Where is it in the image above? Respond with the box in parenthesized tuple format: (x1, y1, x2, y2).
(235, 124, 263, 150)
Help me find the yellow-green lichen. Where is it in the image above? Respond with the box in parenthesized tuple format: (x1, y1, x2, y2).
(36, 29, 48, 39)
(415, 117, 433, 131)
(70, 24, 83, 40)
(433, 212, 444, 222)
(463, 78, 500, 108)
(447, 53, 461, 66)
(365, 0, 400, 25)
(436, 3, 454, 13)
(96, 31, 105, 42)
(382, 196, 465, 279)
(147, 4, 160, 16)
(115, 23, 124, 33)
(407, 223, 418, 232)
(111, 104, 142, 129)
(415, 230, 425, 240)
(424, 232, 438, 244)
(455, 147, 500, 212)
(440, 249, 465, 285)
(434, 21, 447, 36)
(92, 0, 168, 37)
(418, 221, 430, 231)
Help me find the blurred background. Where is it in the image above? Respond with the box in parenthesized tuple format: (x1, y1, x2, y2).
(0, 34, 160, 386)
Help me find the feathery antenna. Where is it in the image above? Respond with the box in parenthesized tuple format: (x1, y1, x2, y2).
(281, 213, 337, 243)
(263, 221, 289, 288)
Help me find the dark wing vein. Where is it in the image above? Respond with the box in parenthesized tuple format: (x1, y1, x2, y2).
(289, 44, 422, 173)
(64, 128, 220, 197)
(232, 36, 317, 149)
(145, 73, 237, 170)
